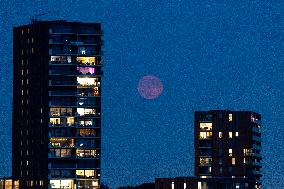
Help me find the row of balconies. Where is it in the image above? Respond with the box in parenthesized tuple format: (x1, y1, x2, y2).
(49, 91, 100, 97)
(49, 39, 103, 46)
(49, 122, 100, 128)
(49, 112, 100, 117)
(49, 49, 103, 56)
(49, 70, 103, 76)
(49, 60, 103, 66)
(48, 154, 100, 159)
(49, 101, 100, 107)
(48, 144, 100, 149)
(198, 160, 262, 167)
(49, 80, 101, 87)
(48, 163, 99, 169)
(48, 133, 101, 138)
(49, 28, 103, 35)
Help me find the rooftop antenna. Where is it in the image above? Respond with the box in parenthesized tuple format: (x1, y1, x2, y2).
(31, 10, 59, 22)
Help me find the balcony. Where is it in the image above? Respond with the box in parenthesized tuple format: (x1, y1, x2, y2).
(49, 80, 77, 87)
(49, 60, 76, 65)
(48, 153, 74, 159)
(49, 101, 77, 107)
(252, 161, 262, 167)
(76, 133, 101, 138)
(252, 126, 261, 133)
(49, 70, 76, 76)
(75, 111, 101, 117)
(199, 132, 213, 140)
(49, 138, 75, 148)
(49, 122, 75, 127)
(49, 91, 77, 96)
(49, 39, 102, 46)
(49, 111, 74, 117)
(199, 158, 212, 166)
(50, 28, 103, 35)
(199, 166, 212, 175)
(199, 149, 212, 157)
(252, 152, 262, 158)
(49, 48, 103, 56)
(253, 144, 262, 151)
(252, 135, 262, 142)
(198, 140, 212, 148)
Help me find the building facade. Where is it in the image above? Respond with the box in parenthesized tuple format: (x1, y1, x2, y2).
(155, 110, 262, 189)
(194, 110, 262, 184)
(13, 20, 103, 189)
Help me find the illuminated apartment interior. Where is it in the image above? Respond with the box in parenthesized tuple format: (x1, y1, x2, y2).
(13, 20, 103, 189)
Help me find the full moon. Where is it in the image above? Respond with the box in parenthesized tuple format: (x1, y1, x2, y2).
(138, 75, 163, 99)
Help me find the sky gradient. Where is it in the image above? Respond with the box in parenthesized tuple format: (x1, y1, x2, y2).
(0, 0, 283, 188)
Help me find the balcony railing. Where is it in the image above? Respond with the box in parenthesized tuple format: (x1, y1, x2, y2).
(49, 80, 77, 86)
(49, 50, 103, 56)
(49, 112, 74, 117)
(49, 122, 76, 127)
(49, 91, 77, 96)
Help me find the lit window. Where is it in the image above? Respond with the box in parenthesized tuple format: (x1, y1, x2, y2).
(184, 183, 186, 189)
(229, 132, 233, 138)
(243, 158, 246, 164)
(76, 56, 96, 65)
(235, 132, 239, 137)
(232, 158, 236, 165)
(198, 182, 202, 189)
(229, 113, 233, 121)
(229, 149, 233, 156)
(219, 132, 222, 138)
(77, 67, 96, 75)
(243, 149, 252, 156)
(77, 77, 100, 87)
(200, 158, 212, 165)
(77, 108, 97, 116)
(171, 181, 174, 189)
(199, 123, 212, 131)
(199, 132, 212, 139)
(50, 180, 73, 189)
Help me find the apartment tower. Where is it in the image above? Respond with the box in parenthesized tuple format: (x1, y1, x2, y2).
(13, 20, 103, 189)
(194, 110, 262, 188)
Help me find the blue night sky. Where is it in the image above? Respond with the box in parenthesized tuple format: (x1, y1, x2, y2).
(0, 0, 283, 188)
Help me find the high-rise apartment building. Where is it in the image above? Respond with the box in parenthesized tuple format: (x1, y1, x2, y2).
(194, 110, 262, 188)
(155, 110, 262, 189)
(13, 20, 103, 189)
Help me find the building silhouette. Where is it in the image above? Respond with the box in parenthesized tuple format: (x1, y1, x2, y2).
(155, 110, 262, 189)
(12, 20, 103, 189)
